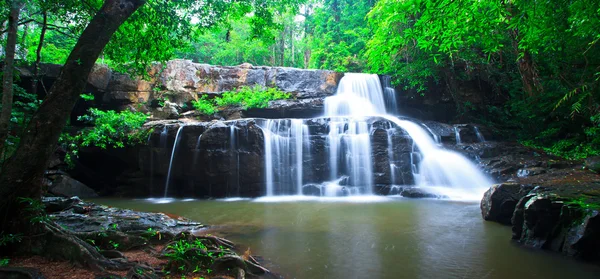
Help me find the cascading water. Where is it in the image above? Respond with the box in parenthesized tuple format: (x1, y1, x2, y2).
(164, 125, 185, 197)
(381, 75, 399, 115)
(474, 126, 486, 142)
(262, 119, 309, 196)
(454, 127, 462, 144)
(260, 73, 492, 200)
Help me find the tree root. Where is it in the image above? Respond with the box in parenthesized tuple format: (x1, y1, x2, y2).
(41, 222, 135, 271)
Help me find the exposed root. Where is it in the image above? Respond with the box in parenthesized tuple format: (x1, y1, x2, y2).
(41, 222, 135, 271)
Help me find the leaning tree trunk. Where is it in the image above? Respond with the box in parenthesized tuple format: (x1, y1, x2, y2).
(0, 0, 145, 257)
(0, 0, 23, 155)
(31, 11, 48, 96)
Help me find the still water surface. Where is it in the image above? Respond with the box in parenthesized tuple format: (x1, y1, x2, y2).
(94, 197, 600, 279)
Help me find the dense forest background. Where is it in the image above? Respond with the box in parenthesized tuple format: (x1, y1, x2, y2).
(1, 0, 600, 159)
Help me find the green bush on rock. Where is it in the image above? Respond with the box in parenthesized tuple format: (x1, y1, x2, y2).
(191, 86, 292, 115)
(60, 108, 150, 167)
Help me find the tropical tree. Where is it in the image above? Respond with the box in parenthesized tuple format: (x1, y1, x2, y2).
(0, 0, 301, 267)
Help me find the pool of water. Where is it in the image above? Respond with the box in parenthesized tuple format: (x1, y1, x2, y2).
(93, 197, 600, 279)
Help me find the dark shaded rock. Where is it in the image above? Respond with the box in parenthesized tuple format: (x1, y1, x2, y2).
(481, 183, 533, 225)
(400, 187, 443, 199)
(585, 156, 600, 173)
(516, 167, 547, 177)
(48, 175, 98, 198)
(508, 192, 600, 262)
(518, 194, 565, 248)
(563, 210, 600, 261)
(0, 267, 46, 279)
(42, 196, 81, 213)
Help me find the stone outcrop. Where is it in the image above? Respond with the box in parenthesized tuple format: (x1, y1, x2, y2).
(511, 193, 600, 262)
(47, 174, 98, 198)
(481, 167, 600, 263)
(18, 60, 343, 120)
(481, 183, 533, 225)
(122, 117, 415, 198)
(43, 196, 203, 234)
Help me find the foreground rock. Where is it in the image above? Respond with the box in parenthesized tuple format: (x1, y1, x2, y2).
(44, 196, 203, 236)
(481, 169, 600, 264)
(19, 197, 277, 279)
(480, 183, 533, 225)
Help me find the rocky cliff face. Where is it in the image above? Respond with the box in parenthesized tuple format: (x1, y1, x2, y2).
(118, 117, 416, 198)
(19, 60, 343, 121)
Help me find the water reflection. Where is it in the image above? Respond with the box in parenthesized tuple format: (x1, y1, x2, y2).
(93, 198, 600, 279)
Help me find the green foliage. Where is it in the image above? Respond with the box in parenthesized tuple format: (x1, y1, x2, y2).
(60, 109, 149, 167)
(192, 86, 291, 115)
(163, 238, 231, 274)
(564, 197, 600, 211)
(0, 258, 9, 267)
(217, 86, 291, 109)
(0, 233, 22, 247)
(71, 108, 149, 149)
(80, 93, 95, 101)
(192, 96, 217, 115)
(17, 197, 50, 224)
(307, 0, 374, 72)
(364, 0, 600, 159)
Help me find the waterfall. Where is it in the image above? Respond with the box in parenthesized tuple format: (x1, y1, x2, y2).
(228, 125, 242, 196)
(164, 125, 185, 197)
(381, 75, 399, 114)
(381, 116, 492, 199)
(454, 127, 462, 144)
(262, 119, 309, 195)
(260, 73, 491, 199)
(192, 135, 202, 166)
(474, 126, 486, 142)
(387, 127, 396, 186)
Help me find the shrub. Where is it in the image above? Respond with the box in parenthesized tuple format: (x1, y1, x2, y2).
(60, 108, 149, 167)
(192, 95, 217, 115)
(194, 85, 291, 115)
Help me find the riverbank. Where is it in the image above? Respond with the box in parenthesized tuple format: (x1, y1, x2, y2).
(1, 197, 273, 279)
(481, 165, 600, 264)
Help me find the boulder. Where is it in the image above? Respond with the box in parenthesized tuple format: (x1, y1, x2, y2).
(481, 183, 533, 225)
(510, 193, 600, 261)
(585, 156, 600, 173)
(46, 197, 203, 234)
(48, 175, 98, 198)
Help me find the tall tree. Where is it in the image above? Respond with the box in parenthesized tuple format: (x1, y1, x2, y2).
(0, 0, 23, 154)
(0, 0, 302, 266)
(0, 0, 145, 266)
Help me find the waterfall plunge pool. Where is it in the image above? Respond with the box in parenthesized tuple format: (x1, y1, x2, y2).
(92, 197, 600, 279)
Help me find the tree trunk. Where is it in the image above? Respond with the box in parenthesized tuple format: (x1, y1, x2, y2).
(0, 0, 23, 155)
(0, 0, 145, 248)
(31, 11, 48, 96)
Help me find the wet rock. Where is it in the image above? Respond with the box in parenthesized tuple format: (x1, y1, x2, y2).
(46, 197, 203, 234)
(48, 175, 98, 198)
(585, 156, 600, 173)
(43, 196, 82, 213)
(400, 187, 443, 198)
(151, 101, 180, 119)
(516, 167, 547, 177)
(563, 210, 600, 260)
(481, 183, 533, 225)
(509, 193, 600, 262)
